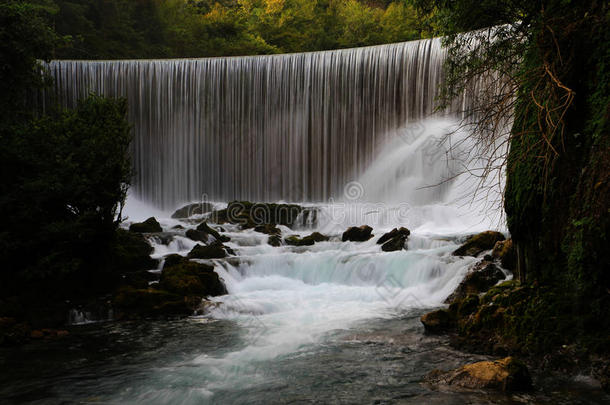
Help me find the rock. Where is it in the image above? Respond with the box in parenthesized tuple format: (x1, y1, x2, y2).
(114, 229, 158, 272)
(446, 260, 506, 303)
(187, 242, 231, 259)
(420, 309, 455, 333)
(171, 202, 215, 219)
(172, 224, 185, 230)
(377, 227, 410, 245)
(185, 229, 208, 243)
(452, 231, 505, 257)
(197, 221, 230, 242)
(113, 287, 192, 317)
(492, 239, 516, 270)
(381, 234, 408, 252)
(147, 232, 174, 245)
(254, 224, 281, 235)
(210, 201, 309, 228)
(285, 232, 329, 246)
(129, 217, 163, 233)
(0, 317, 30, 346)
(122, 270, 159, 289)
(426, 357, 532, 391)
(268, 234, 282, 247)
(342, 225, 373, 242)
(163, 254, 187, 269)
(160, 261, 227, 297)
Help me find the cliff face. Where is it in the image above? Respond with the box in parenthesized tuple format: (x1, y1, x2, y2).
(503, 3, 609, 350)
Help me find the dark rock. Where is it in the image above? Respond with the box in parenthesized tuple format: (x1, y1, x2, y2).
(420, 309, 456, 333)
(171, 202, 215, 219)
(129, 217, 162, 233)
(210, 201, 309, 228)
(172, 224, 185, 230)
(377, 227, 410, 245)
(425, 357, 532, 392)
(268, 234, 282, 247)
(187, 242, 231, 259)
(122, 270, 159, 289)
(285, 232, 329, 246)
(147, 232, 174, 245)
(163, 254, 187, 269)
(114, 229, 158, 272)
(342, 225, 373, 242)
(381, 235, 408, 252)
(492, 239, 516, 270)
(254, 224, 281, 235)
(113, 287, 191, 317)
(185, 229, 208, 243)
(446, 260, 506, 303)
(452, 231, 505, 257)
(160, 261, 227, 297)
(197, 221, 230, 242)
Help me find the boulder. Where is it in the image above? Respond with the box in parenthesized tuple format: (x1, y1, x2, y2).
(210, 201, 308, 228)
(122, 270, 159, 289)
(171, 202, 215, 219)
(160, 261, 227, 297)
(342, 225, 373, 242)
(381, 235, 408, 252)
(445, 260, 506, 303)
(452, 231, 505, 257)
(185, 229, 208, 243)
(268, 234, 282, 247)
(377, 227, 410, 245)
(285, 232, 329, 246)
(420, 309, 456, 334)
(492, 239, 516, 270)
(129, 217, 162, 233)
(113, 287, 192, 317)
(426, 357, 532, 392)
(163, 254, 187, 269)
(187, 241, 232, 259)
(114, 229, 158, 272)
(254, 224, 281, 235)
(197, 221, 230, 242)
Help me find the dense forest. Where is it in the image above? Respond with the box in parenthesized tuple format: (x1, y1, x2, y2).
(45, 0, 435, 59)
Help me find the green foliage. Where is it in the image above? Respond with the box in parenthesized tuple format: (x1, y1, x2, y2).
(47, 0, 434, 59)
(0, 95, 132, 297)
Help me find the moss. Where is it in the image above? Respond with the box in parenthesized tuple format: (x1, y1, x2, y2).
(160, 260, 227, 297)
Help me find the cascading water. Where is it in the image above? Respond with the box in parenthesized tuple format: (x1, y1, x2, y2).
(46, 38, 482, 209)
(20, 39, 516, 404)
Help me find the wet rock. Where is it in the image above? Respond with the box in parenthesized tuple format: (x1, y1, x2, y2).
(380, 232, 408, 252)
(426, 357, 532, 391)
(187, 242, 229, 259)
(163, 254, 187, 269)
(129, 217, 162, 233)
(172, 224, 185, 230)
(377, 227, 410, 245)
(114, 229, 158, 272)
(492, 239, 516, 270)
(197, 221, 230, 242)
(185, 229, 208, 243)
(268, 234, 282, 247)
(113, 287, 191, 317)
(147, 232, 174, 245)
(445, 260, 506, 303)
(254, 224, 281, 235)
(122, 270, 159, 289)
(420, 309, 455, 334)
(171, 202, 215, 219)
(285, 232, 329, 246)
(160, 261, 227, 297)
(342, 225, 373, 242)
(452, 231, 505, 257)
(209, 201, 308, 228)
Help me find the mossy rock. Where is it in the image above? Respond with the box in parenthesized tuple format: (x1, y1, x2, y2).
(113, 287, 191, 317)
(446, 260, 506, 303)
(129, 217, 162, 233)
(163, 254, 188, 269)
(492, 239, 516, 270)
(160, 261, 227, 297)
(453, 231, 505, 257)
(254, 224, 281, 235)
(113, 229, 158, 272)
(381, 234, 408, 252)
(187, 242, 229, 259)
(171, 202, 214, 219)
(268, 234, 282, 247)
(342, 225, 373, 242)
(420, 309, 456, 334)
(285, 232, 329, 246)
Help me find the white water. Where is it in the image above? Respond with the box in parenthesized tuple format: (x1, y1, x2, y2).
(118, 117, 506, 402)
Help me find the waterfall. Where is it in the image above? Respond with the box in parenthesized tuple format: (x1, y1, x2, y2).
(47, 38, 475, 209)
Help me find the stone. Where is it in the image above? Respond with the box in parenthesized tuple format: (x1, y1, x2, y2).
(492, 239, 516, 270)
(381, 234, 408, 252)
(342, 225, 373, 242)
(160, 261, 227, 297)
(452, 231, 505, 257)
(197, 221, 230, 242)
(185, 229, 208, 243)
(426, 357, 532, 392)
(445, 260, 506, 303)
(171, 202, 215, 219)
(210, 201, 309, 228)
(187, 243, 229, 259)
(113, 287, 192, 317)
(377, 227, 410, 245)
(114, 229, 158, 272)
(129, 217, 162, 233)
(254, 224, 281, 235)
(268, 234, 282, 247)
(285, 232, 329, 246)
(420, 309, 455, 333)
